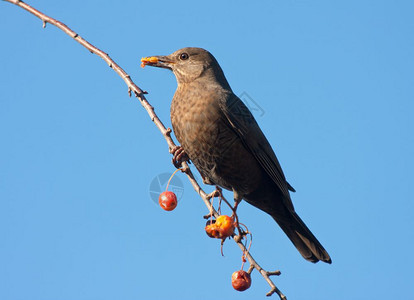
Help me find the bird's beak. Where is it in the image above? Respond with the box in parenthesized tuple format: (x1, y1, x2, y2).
(141, 55, 174, 70)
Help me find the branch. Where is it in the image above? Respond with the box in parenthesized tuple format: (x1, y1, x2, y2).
(4, 1, 286, 298)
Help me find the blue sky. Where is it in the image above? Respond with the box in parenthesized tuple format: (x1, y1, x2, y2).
(1, 1, 413, 299)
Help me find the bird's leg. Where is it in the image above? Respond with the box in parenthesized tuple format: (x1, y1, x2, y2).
(170, 145, 190, 169)
(231, 190, 244, 236)
(232, 190, 243, 215)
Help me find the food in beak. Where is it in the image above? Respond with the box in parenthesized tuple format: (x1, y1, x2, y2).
(140, 56, 159, 68)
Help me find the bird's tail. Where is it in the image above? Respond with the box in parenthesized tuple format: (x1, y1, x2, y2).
(273, 211, 332, 264)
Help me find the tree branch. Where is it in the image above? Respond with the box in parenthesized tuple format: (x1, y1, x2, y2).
(4, 1, 286, 298)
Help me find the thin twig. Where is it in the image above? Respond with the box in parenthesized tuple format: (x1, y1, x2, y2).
(4, 1, 286, 298)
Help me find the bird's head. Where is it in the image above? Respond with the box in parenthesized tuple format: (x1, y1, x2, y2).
(141, 47, 230, 88)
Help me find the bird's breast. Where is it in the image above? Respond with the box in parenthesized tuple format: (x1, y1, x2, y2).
(170, 84, 263, 194)
(171, 84, 223, 157)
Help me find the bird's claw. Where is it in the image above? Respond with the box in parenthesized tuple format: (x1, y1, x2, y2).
(206, 186, 222, 200)
(171, 145, 190, 169)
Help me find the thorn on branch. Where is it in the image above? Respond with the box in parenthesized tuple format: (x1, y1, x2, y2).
(247, 264, 254, 274)
(133, 90, 148, 100)
(203, 212, 214, 219)
(266, 288, 277, 297)
(42, 20, 47, 28)
(267, 270, 282, 276)
(267, 288, 287, 299)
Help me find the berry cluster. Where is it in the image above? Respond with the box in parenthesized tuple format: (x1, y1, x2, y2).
(157, 170, 252, 292)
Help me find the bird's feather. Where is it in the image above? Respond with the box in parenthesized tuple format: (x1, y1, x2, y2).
(219, 93, 295, 204)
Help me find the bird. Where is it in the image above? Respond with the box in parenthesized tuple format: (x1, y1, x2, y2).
(141, 47, 331, 264)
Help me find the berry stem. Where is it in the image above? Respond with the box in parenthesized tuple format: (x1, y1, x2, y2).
(165, 168, 182, 191)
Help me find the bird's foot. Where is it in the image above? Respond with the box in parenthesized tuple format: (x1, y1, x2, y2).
(170, 145, 190, 169)
(230, 199, 240, 219)
(206, 186, 222, 200)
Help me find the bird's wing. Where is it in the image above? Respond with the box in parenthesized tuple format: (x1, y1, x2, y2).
(219, 92, 295, 200)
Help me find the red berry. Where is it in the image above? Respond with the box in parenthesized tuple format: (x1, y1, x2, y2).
(158, 191, 177, 211)
(231, 270, 251, 291)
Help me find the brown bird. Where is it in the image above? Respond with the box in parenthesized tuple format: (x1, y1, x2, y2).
(141, 47, 331, 264)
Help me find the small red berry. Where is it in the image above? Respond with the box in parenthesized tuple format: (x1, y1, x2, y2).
(231, 270, 251, 291)
(158, 191, 177, 211)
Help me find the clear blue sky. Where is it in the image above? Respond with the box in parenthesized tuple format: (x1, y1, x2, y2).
(1, 1, 413, 299)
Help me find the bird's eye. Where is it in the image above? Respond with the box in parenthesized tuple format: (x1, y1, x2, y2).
(179, 53, 189, 60)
